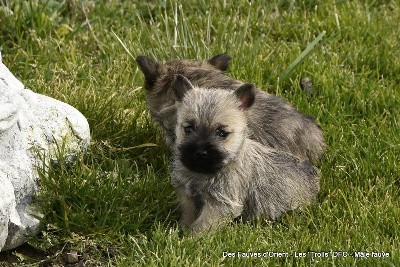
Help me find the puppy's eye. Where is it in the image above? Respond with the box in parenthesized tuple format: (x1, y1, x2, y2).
(216, 129, 229, 138)
(184, 125, 195, 134)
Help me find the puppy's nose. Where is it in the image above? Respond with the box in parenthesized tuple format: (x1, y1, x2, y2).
(195, 149, 208, 159)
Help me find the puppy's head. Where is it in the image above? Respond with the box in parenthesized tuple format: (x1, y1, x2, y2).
(135, 54, 233, 145)
(173, 75, 255, 174)
(135, 54, 232, 91)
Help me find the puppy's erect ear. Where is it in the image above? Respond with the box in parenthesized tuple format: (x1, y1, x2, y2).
(135, 56, 160, 89)
(235, 83, 256, 110)
(172, 75, 194, 102)
(208, 54, 232, 71)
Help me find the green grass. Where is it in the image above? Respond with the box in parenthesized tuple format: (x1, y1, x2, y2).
(0, 0, 399, 266)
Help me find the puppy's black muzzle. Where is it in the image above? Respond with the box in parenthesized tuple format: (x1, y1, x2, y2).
(179, 142, 225, 174)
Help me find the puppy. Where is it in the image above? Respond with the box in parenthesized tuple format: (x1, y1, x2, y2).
(170, 75, 320, 235)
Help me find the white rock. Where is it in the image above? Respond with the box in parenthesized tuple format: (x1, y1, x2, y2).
(0, 170, 15, 250)
(0, 52, 90, 251)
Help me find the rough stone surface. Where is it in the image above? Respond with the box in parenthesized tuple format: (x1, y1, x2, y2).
(0, 52, 90, 251)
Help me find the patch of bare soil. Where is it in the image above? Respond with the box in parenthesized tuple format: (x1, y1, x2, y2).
(0, 242, 115, 267)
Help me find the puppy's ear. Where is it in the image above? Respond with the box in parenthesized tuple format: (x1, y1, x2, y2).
(135, 56, 160, 89)
(235, 83, 256, 110)
(173, 75, 194, 102)
(208, 54, 232, 71)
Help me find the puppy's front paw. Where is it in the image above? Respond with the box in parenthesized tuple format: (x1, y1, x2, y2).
(190, 221, 208, 236)
(190, 217, 216, 236)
